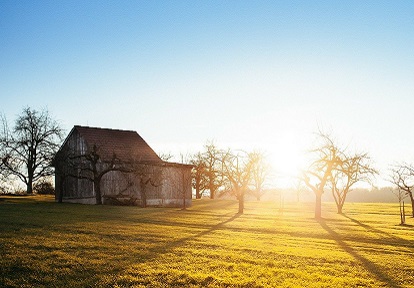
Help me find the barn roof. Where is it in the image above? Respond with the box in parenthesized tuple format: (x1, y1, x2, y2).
(72, 125, 162, 163)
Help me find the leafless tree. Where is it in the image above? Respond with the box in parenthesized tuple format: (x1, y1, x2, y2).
(0, 107, 64, 194)
(70, 144, 130, 205)
(180, 165, 193, 210)
(0, 160, 7, 193)
(220, 149, 257, 214)
(329, 152, 377, 214)
(195, 142, 224, 199)
(390, 187, 407, 225)
(131, 160, 164, 207)
(389, 163, 414, 218)
(55, 144, 165, 206)
(159, 152, 173, 161)
(249, 151, 271, 201)
(293, 178, 307, 203)
(302, 132, 341, 219)
(190, 152, 207, 199)
(177, 154, 193, 210)
(302, 131, 377, 217)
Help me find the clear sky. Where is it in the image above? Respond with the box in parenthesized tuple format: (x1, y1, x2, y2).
(1, 1, 414, 187)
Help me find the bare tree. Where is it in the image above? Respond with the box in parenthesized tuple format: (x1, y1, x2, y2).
(177, 154, 193, 210)
(131, 161, 164, 207)
(0, 160, 7, 193)
(55, 144, 165, 206)
(329, 152, 377, 214)
(196, 142, 223, 199)
(293, 178, 307, 203)
(179, 164, 193, 210)
(158, 152, 173, 161)
(390, 164, 414, 218)
(302, 132, 341, 219)
(71, 144, 130, 205)
(190, 152, 207, 199)
(249, 151, 271, 201)
(390, 187, 407, 225)
(220, 149, 257, 214)
(0, 107, 64, 194)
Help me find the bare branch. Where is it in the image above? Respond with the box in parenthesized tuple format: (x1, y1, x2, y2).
(0, 107, 63, 194)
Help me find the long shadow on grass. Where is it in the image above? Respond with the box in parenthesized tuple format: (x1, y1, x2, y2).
(192, 199, 239, 210)
(342, 214, 414, 251)
(318, 219, 402, 288)
(141, 213, 241, 259)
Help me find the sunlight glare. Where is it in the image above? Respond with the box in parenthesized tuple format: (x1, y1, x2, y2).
(266, 134, 309, 188)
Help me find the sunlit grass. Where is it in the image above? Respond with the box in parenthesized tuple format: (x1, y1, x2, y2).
(1, 196, 413, 287)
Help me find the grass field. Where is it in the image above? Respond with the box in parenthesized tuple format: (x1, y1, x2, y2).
(1, 196, 413, 287)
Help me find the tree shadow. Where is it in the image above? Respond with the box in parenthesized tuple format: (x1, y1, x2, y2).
(342, 214, 387, 233)
(345, 213, 414, 228)
(142, 213, 241, 258)
(165, 213, 243, 251)
(342, 214, 414, 251)
(318, 219, 402, 288)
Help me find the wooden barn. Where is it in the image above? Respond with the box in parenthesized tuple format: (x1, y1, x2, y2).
(54, 126, 192, 207)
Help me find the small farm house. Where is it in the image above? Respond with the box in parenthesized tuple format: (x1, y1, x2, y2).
(54, 126, 192, 207)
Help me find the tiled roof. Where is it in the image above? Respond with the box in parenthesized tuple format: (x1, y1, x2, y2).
(74, 126, 162, 163)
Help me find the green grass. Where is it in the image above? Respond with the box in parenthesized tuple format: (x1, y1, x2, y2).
(1, 196, 413, 287)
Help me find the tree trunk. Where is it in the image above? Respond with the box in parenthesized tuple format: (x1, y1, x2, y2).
(195, 187, 201, 199)
(238, 191, 244, 214)
(331, 188, 343, 215)
(337, 189, 349, 215)
(400, 201, 406, 224)
(337, 200, 344, 214)
(210, 188, 215, 199)
(26, 178, 33, 194)
(410, 194, 414, 218)
(94, 179, 102, 205)
(403, 201, 406, 223)
(315, 193, 322, 219)
(141, 191, 147, 208)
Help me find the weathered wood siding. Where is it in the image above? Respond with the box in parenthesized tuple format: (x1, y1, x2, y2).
(55, 129, 95, 204)
(157, 165, 192, 207)
(55, 127, 193, 207)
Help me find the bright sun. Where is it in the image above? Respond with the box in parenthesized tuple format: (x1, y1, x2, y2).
(263, 134, 309, 188)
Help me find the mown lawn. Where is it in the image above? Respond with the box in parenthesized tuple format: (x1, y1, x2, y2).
(0, 196, 413, 287)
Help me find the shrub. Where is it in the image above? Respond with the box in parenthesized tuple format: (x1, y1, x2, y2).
(34, 181, 55, 195)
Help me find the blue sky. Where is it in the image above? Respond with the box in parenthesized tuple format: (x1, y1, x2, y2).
(1, 1, 414, 185)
